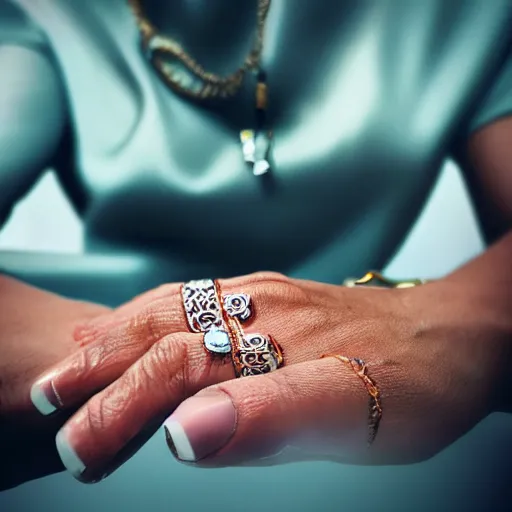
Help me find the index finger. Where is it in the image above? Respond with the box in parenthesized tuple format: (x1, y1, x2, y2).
(30, 289, 187, 416)
(56, 331, 235, 483)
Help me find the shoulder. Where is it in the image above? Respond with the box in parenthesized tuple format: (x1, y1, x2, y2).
(0, 1, 68, 227)
(0, 0, 48, 49)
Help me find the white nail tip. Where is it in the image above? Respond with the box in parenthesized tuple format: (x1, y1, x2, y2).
(56, 430, 86, 478)
(30, 383, 56, 416)
(165, 420, 196, 462)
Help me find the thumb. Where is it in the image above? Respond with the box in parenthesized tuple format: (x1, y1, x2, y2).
(163, 357, 374, 466)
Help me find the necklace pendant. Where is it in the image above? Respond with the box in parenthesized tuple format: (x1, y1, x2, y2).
(240, 129, 272, 176)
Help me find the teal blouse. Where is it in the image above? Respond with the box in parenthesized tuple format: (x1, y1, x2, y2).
(0, 0, 512, 306)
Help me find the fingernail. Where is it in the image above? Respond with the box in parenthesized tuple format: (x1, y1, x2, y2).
(164, 391, 236, 462)
(30, 375, 63, 415)
(56, 428, 86, 479)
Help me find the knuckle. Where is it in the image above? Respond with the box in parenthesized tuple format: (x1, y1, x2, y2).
(72, 344, 104, 381)
(247, 271, 302, 301)
(129, 300, 184, 346)
(225, 272, 307, 307)
(303, 301, 330, 331)
(142, 335, 189, 390)
(84, 390, 133, 447)
(128, 308, 163, 348)
(251, 271, 289, 282)
(83, 395, 114, 442)
(151, 283, 178, 296)
(73, 318, 104, 347)
(244, 371, 294, 416)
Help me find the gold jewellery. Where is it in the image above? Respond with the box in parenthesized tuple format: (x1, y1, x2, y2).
(128, 0, 274, 176)
(322, 354, 383, 446)
(128, 0, 270, 100)
(344, 270, 429, 289)
(181, 279, 383, 443)
(334, 269, 428, 443)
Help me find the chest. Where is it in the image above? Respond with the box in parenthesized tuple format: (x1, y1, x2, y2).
(57, 1, 462, 186)
(16, 0, 506, 268)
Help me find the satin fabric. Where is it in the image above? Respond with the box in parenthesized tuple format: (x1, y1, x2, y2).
(0, 0, 512, 305)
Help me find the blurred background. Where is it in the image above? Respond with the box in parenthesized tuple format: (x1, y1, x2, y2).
(0, 161, 511, 511)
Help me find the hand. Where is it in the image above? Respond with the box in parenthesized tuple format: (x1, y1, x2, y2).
(0, 276, 110, 490)
(30, 272, 506, 482)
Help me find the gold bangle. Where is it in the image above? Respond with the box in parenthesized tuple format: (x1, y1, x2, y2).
(344, 270, 429, 289)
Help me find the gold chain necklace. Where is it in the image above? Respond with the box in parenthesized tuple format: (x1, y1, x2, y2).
(128, 0, 271, 101)
(128, 0, 274, 177)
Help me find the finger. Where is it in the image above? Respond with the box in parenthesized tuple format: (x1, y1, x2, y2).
(29, 272, 292, 416)
(30, 293, 188, 416)
(84, 272, 287, 333)
(163, 357, 376, 467)
(54, 332, 235, 483)
(81, 283, 182, 333)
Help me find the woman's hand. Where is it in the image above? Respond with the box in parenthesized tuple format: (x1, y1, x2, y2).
(29, 272, 509, 483)
(0, 275, 110, 490)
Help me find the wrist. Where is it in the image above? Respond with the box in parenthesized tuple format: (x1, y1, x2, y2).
(419, 277, 512, 414)
(446, 279, 512, 412)
(495, 344, 512, 413)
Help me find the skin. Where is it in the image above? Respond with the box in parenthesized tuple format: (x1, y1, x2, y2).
(0, 17, 511, 489)
(1, 111, 509, 483)
(0, 276, 109, 490)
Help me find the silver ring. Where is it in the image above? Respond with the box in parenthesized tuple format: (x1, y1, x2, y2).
(181, 279, 224, 333)
(182, 280, 256, 356)
(234, 333, 284, 377)
(223, 293, 252, 321)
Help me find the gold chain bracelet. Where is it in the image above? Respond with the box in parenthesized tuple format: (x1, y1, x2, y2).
(322, 354, 383, 446)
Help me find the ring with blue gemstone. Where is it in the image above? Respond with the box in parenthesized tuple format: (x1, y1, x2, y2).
(182, 279, 285, 374)
(203, 328, 233, 355)
(182, 279, 257, 356)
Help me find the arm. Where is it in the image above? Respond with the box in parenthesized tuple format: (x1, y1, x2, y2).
(0, 44, 111, 488)
(453, 116, 512, 411)
(0, 45, 156, 308)
(0, 10, 166, 307)
(25, 116, 512, 479)
(0, 275, 109, 490)
(0, 45, 63, 226)
(458, 116, 512, 243)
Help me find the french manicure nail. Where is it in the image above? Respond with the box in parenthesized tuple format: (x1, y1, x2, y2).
(56, 428, 86, 479)
(164, 392, 236, 462)
(30, 375, 63, 415)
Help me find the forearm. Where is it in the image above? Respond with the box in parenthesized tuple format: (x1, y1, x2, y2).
(0, 273, 109, 418)
(0, 271, 112, 490)
(440, 230, 512, 412)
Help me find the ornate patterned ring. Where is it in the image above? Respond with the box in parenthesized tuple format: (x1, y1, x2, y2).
(182, 279, 284, 374)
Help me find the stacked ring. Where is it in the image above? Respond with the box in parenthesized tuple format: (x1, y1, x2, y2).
(181, 279, 284, 376)
(181, 279, 224, 333)
(225, 315, 284, 377)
